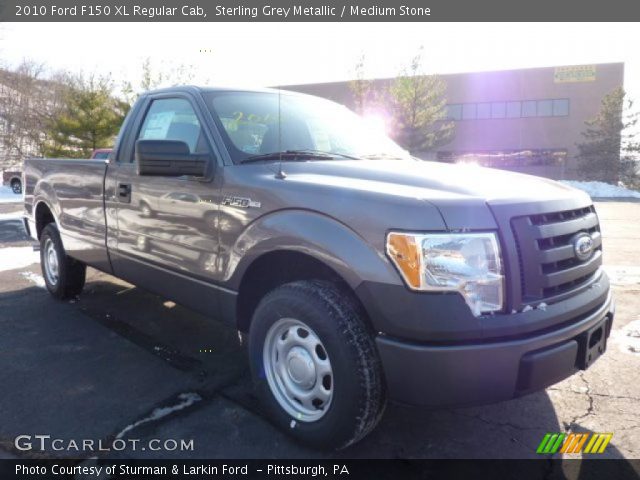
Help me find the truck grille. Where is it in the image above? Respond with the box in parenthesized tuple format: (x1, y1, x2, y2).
(511, 205, 602, 303)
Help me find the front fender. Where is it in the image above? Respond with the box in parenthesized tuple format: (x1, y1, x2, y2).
(223, 209, 401, 291)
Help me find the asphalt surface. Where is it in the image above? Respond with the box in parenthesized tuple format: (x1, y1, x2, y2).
(0, 199, 638, 460)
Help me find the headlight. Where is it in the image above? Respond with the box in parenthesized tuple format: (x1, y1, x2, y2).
(386, 231, 504, 316)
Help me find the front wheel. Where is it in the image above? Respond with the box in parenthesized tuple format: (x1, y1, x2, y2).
(40, 223, 86, 299)
(248, 280, 386, 450)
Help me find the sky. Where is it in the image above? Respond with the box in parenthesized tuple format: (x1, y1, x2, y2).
(0, 22, 638, 100)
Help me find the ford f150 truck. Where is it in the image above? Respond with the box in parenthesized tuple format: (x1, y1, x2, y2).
(22, 86, 614, 449)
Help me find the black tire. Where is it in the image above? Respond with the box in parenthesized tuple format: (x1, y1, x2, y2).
(248, 280, 386, 450)
(40, 223, 86, 300)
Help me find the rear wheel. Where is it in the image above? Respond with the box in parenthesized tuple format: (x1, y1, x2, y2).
(40, 224, 86, 299)
(248, 280, 386, 450)
(11, 179, 22, 194)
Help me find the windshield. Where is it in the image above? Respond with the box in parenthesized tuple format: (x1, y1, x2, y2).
(204, 91, 409, 163)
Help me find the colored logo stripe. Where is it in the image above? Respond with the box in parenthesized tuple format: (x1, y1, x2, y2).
(584, 433, 613, 454)
(537, 433, 612, 454)
(537, 433, 566, 454)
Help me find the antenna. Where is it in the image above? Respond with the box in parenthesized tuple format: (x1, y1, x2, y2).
(275, 86, 286, 179)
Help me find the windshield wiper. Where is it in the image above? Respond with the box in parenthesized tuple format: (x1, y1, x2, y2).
(241, 149, 358, 164)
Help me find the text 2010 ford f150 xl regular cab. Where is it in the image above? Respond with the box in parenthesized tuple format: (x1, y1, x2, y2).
(23, 86, 614, 449)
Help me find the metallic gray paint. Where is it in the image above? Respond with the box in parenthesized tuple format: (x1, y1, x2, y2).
(22, 86, 600, 335)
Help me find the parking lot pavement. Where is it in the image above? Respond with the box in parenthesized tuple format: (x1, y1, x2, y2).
(0, 201, 638, 459)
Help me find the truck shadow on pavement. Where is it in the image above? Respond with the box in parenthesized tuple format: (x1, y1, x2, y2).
(0, 217, 30, 246)
(0, 272, 630, 462)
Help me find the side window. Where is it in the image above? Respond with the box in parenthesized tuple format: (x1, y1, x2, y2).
(137, 98, 205, 154)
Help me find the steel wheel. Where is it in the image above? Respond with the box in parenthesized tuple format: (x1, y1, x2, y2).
(43, 237, 60, 285)
(263, 317, 333, 422)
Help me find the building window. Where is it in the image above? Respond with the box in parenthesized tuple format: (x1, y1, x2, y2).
(506, 101, 521, 118)
(537, 99, 553, 117)
(477, 103, 491, 119)
(522, 100, 537, 117)
(553, 99, 569, 116)
(491, 102, 506, 118)
(445, 98, 570, 120)
(462, 103, 477, 120)
(446, 104, 462, 120)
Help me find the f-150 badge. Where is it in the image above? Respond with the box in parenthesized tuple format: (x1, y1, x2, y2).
(222, 195, 261, 208)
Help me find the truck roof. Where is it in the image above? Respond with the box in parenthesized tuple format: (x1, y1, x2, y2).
(143, 85, 318, 99)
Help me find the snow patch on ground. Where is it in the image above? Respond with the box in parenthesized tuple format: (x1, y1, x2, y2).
(0, 186, 23, 203)
(560, 181, 640, 199)
(611, 319, 640, 355)
(0, 246, 39, 271)
(20, 271, 45, 288)
(0, 211, 21, 221)
(115, 393, 202, 439)
(604, 265, 640, 287)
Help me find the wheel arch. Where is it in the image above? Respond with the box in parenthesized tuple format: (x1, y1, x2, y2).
(34, 200, 58, 240)
(237, 250, 349, 332)
(228, 210, 399, 333)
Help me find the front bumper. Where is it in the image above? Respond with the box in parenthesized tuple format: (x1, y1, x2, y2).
(371, 286, 614, 408)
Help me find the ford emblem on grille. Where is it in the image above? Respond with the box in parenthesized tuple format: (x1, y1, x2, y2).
(572, 232, 594, 261)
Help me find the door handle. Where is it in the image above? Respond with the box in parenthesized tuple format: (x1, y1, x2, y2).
(118, 183, 131, 203)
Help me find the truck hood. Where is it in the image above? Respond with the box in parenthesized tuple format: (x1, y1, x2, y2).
(283, 159, 592, 229)
(288, 159, 587, 203)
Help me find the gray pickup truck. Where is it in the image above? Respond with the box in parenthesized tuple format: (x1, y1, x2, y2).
(22, 86, 614, 449)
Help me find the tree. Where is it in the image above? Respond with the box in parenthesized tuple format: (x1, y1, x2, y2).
(43, 74, 127, 158)
(576, 87, 640, 186)
(387, 48, 454, 154)
(121, 57, 198, 108)
(0, 60, 66, 165)
(349, 53, 375, 115)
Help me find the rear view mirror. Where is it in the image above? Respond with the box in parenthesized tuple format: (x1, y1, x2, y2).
(135, 139, 209, 177)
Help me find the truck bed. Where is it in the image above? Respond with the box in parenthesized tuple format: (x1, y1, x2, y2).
(23, 158, 111, 271)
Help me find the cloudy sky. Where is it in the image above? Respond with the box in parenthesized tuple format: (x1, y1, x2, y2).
(0, 22, 638, 99)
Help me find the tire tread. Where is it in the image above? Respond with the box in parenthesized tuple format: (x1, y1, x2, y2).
(254, 280, 386, 449)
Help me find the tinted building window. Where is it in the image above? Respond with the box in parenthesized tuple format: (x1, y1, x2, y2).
(506, 101, 521, 118)
(462, 103, 477, 120)
(522, 101, 537, 117)
(491, 102, 506, 118)
(553, 99, 569, 116)
(447, 104, 462, 120)
(477, 103, 491, 119)
(445, 98, 570, 121)
(537, 99, 553, 117)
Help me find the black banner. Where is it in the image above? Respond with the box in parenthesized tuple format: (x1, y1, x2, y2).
(2, 459, 640, 480)
(2, 0, 640, 22)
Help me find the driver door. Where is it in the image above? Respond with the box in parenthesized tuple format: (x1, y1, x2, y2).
(110, 95, 223, 316)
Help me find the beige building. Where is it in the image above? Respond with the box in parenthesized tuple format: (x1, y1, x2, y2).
(283, 63, 625, 179)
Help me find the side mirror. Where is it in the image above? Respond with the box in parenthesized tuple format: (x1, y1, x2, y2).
(135, 139, 209, 177)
